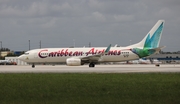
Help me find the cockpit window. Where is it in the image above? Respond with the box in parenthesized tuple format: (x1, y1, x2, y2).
(24, 53, 29, 55)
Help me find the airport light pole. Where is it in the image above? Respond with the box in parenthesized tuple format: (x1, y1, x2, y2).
(29, 40, 30, 50)
(39, 40, 41, 49)
(0, 41, 2, 50)
(89, 42, 91, 47)
(73, 39, 75, 48)
(0, 41, 2, 59)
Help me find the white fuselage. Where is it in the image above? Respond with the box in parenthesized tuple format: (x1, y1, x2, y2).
(19, 47, 139, 64)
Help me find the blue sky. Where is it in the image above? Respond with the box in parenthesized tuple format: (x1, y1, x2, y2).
(0, 0, 179, 52)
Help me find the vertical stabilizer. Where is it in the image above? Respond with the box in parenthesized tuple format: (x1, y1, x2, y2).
(129, 20, 165, 49)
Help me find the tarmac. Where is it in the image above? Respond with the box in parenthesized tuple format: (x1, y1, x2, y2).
(0, 64, 180, 73)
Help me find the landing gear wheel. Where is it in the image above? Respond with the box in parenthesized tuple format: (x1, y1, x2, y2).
(155, 64, 160, 67)
(89, 63, 95, 67)
(32, 64, 35, 68)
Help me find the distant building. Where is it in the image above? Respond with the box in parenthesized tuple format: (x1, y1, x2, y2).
(147, 53, 180, 63)
(13, 51, 24, 56)
(1, 51, 11, 57)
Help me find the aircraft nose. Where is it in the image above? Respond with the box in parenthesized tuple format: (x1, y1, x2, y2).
(18, 55, 25, 61)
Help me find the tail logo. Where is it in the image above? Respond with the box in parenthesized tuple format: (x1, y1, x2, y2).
(144, 22, 164, 49)
(131, 20, 164, 58)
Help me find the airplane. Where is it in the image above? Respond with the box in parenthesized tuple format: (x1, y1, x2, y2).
(0, 60, 17, 65)
(120, 58, 162, 64)
(0, 60, 11, 65)
(127, 59, 151, 64)
(18, 20, 165, 68)
(151, 59, 162, 64)
(138, 59, 151, 64)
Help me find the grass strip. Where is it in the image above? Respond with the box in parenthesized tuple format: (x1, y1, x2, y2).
(0, 73, 180, 104)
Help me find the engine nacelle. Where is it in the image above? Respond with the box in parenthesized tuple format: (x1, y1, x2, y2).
(66, 58, 82, 66)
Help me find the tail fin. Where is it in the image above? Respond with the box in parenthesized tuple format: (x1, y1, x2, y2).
(129, 20, 165, 49)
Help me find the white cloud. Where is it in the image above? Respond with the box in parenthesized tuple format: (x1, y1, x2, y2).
(88, 0, 103, 9)
(92, 11, 106, 22)
(29, 1, 48, 16)
(0, 0, 179, 51)
(52, 2, 72, 12)
(0, 1, 49, 17)
(41, 17, 58, 28)
(114, 15, 134, 22)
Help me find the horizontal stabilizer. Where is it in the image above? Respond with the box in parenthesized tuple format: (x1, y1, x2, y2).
(148, 46, 166, 54)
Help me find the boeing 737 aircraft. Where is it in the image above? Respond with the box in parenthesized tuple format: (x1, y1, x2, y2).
(18, 20, 165, 68)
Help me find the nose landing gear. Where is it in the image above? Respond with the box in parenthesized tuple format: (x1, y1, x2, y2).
(32, 64, 35, 68)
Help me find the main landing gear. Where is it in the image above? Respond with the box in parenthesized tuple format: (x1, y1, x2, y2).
(89, 63, 95, 67)
(32, 64, 35, 68)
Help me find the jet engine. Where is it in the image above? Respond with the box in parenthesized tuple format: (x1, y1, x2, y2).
(66, 58, 82, 66)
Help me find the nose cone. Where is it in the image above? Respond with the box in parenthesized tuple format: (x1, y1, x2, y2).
(18, 55, 26, 61)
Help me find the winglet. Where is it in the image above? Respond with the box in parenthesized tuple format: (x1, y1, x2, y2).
(105, 44, 111, 53)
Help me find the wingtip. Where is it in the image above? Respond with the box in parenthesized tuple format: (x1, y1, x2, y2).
(105, 44, 111, 53)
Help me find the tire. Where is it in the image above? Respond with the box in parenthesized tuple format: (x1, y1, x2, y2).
(89, 63, 95, 67)
(32, 64, 35, 68)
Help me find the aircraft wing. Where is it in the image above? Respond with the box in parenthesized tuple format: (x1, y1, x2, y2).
(80, 44, 111, 62)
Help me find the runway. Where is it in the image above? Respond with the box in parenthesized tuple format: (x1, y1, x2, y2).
(0, 64, 180, 73)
